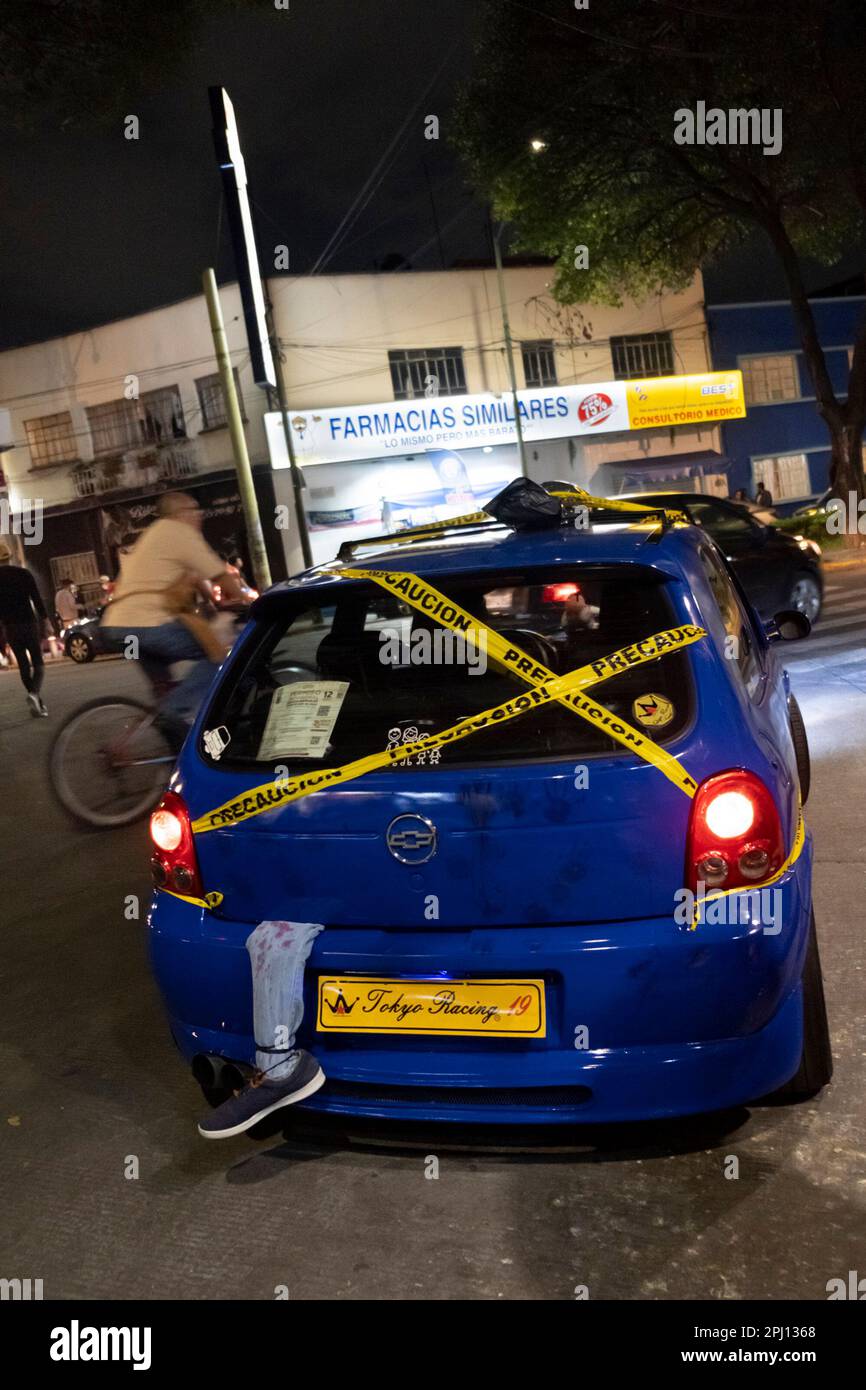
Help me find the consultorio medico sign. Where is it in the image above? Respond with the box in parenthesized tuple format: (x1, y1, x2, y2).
(265, 370, 745, 469)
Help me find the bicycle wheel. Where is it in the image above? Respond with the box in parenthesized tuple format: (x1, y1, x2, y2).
(49, 697, 175, 828)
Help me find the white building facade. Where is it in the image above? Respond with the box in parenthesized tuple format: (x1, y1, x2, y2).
(265, 266, 727, 568)
(0, 265, 726, 592)
(0, 284, 284, 606)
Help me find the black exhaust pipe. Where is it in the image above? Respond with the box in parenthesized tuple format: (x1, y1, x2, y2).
(192, 1053, 254, 1096)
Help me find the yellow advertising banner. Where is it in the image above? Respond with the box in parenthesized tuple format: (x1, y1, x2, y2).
(624, 371, 745, 430)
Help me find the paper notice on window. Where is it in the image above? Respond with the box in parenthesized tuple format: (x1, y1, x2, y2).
(257, 681, 349, 761)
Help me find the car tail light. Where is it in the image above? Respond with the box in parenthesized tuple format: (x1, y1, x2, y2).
(150, 790, 204, 899)
(686, 769, 783, 894)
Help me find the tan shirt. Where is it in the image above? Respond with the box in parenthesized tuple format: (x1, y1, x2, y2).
(55, 587, 79, 622)
(103, 517, 224, 628)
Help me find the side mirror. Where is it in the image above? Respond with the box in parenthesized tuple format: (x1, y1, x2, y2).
(766, 609, 811, 642)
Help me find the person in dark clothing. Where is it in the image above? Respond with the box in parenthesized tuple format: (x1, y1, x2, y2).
(0, 540, 52, 716)
(754, 481, 774, 507)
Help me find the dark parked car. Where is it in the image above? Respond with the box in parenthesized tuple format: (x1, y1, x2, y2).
(624, 492, 823, 624)
(62, 616, 101, 663)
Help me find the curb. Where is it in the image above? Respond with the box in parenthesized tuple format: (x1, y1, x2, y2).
(822, 554, 866, 571)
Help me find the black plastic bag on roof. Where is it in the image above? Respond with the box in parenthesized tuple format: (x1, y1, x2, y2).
(485, 477, 563, 530)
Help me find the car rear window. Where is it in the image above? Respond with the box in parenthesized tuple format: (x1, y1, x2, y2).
(202, 565, 694, 770)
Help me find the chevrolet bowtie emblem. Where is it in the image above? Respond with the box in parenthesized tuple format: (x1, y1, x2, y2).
(385, 814, 438, 864)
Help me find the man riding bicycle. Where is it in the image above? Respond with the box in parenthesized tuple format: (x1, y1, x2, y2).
(100, 492, 245, 746)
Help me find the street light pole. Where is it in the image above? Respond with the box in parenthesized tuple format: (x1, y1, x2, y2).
(491, 218, 528, 478)
(265, 301, 313, 570)
(202, 267, 272, 591)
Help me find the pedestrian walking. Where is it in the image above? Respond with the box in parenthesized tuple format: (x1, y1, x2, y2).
(0, 540, 52, 716)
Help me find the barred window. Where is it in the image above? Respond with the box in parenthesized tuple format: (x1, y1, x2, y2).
(139, 386, 186, 444)
(521, 340, 557, 388)
(611, 332, 675, 380)
(739, 354, 800, 404)
(86, 399, 141, 455)
(86, 386, 186, 455)
(49, 551, 99, 590)
(24, 411, 78, 467)
(388, 347, 467, 400)
(195, 370, 246, 429)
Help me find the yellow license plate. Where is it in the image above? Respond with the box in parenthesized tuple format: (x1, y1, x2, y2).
(317, 976, 546, 1038)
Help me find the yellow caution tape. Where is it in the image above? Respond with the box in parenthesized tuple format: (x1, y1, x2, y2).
(190, 664, 601, 833)
(191, 571, 705, 834)
(337, 509, 496, 553)
(161, 888, 225, 910)
(331, 566, 704, 798)
(548, 486, 688, 523)
(182, 559, 805, 932)
(390, 509, 492, 535)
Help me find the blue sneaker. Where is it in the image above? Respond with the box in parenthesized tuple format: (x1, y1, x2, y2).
(197, 1051, 325, 1139)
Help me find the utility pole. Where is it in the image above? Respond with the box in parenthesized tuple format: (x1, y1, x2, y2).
(491, 218, 528, 477)
(202, 268, 272, 591)
(265, 302, 313, 569)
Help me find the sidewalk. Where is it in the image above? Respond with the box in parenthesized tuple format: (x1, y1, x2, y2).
(822, 549, 866, 571)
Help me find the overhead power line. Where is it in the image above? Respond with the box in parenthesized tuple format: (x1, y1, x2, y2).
(309, 39, 462, 277)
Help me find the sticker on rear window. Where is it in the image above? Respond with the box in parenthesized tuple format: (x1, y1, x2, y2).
(203, 725, 231, 760)
(386, 722, 441, 768)
(257, 681, 349, 761)
(632, 693, 674, 728)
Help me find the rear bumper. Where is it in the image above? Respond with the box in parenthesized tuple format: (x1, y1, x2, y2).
(147, 844, 812, 1125)
(167, 992, 803, 1125)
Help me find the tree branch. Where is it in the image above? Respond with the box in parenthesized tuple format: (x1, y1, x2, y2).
(761, 211, 842, 429)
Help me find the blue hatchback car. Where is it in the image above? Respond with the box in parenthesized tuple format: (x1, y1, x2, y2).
(147, 489, 832, 1126)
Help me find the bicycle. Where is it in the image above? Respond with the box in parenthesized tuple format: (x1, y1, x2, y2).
(48, 598, 252, 829)
(49, 690, 177, 829)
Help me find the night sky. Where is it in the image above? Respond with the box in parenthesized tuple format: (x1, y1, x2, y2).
(0, 0, 487, 351)
(1, 0, 862, 354)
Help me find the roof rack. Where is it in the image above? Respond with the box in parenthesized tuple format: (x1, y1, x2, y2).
(640, 509, 678, 543)
(336, 516, 505, 561)
(334, 485, 686, 562)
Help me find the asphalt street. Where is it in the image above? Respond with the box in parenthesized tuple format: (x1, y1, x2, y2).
(1, 567, 865, 1301)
